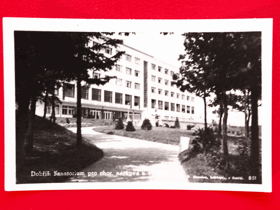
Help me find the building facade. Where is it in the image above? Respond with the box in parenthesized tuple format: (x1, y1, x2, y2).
(36, 41, 198, 125)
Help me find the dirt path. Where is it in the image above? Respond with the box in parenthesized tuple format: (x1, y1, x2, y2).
(67, 127, 189, 183)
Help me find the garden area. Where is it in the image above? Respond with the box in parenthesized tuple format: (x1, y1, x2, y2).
(16, 116, 104, 184)
(93, 118, 261, 184)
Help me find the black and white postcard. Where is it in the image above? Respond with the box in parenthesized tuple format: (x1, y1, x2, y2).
(3, 18, 272, 192)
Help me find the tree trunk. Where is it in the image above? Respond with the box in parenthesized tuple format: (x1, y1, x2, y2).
(16, 91, 30, 181)
(76, 76, 82, 147)
(16, 112, 28, 182)
(250, 88, 260, 182)
(218, 111, 223, 137)
(25, 93, 36, 155)
(244, 111, 248, 139)
(43, 88, 49, 119)
(247, 111, 251, 138)
(17, 91, 30, 119)
(203, 95, 207, 131)
(222, 92, 229, 159)
(51, 85, 56, 123)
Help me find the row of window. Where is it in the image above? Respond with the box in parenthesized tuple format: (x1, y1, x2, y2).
(119, 52, 141, 65)
(151, 75, 178, 88)
(115, 65, 141, 77)
(151, 63, 174, 77)
(77, 87, 141, 106)
(151, 87, 195, 101)
(64, 83, 194, 103)
(151, 99, 195, 114)
(114, 79, 140, 89)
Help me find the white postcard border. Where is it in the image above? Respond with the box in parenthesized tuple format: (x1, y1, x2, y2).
(3, 18, 273, 192)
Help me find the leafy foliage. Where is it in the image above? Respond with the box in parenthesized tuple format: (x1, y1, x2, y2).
(192, 127, 220, 152)
(126, 121, 136, 132)
(141, 118, 152, 130)
(115, 118, 124, 130)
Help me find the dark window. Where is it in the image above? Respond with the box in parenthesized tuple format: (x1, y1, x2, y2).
(176, 104, 180, 112)
(182, 105, 185, 113)
(105, 47, 112, 55)
(104, 91, 112, 103)
(191, 106, 195, 114)
(81, 86, 89, 100)
(171, 103, 175, 111)
(187, 106, 190, 113)
(164, 102, 169, 111)
(65, 84, 75, 98)
(115, 92, 122, 104)
(151, 99, 156, 108)
(125, 94, 132, 105)
(93, 72, 100, 79)
(134, 96, 140, 107)
(158, 100, 163, 110)
(135, 70, 140, 77)
(92, 88, 101, 101)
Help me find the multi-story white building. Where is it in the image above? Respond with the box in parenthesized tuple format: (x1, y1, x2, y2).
(36, 40, 198, 124)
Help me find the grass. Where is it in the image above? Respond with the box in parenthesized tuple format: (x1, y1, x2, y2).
(16, 115, 104, 184)
(93, 124, 261, 184)
(93, 125, 196, 145)
(181, 136, 262, 184)
(56, 117, 115, 127)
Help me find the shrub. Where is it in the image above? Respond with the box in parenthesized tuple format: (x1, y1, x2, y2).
(115, 118, 124, 130)
(155, 121, 159, 127)
(174, 117, 180, 129)
(126, 121, 136, 131)
(164, 123, 169, 128)
(66, 118, 70, 124)
(192, 127, 219, 152)
(187, 125, 194, 130)
(141, 118, 152, 130)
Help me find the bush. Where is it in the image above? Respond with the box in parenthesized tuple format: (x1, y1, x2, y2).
(164, 123, 169, 128)
(66, 118, 70, 124)
(126, 121, 136, 131)
(174, 117, 180, 129)
(187, 125, 194, 130)
(192, 127, 219, 152)
(115, 118, 124, 130)
(141, 118, 152, 130)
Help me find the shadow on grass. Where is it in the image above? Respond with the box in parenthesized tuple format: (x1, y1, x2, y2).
(181, 150, 262, 184)
(16, 116, 104, 184)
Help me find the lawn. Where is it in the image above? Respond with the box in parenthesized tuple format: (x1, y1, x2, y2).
(93, 124, 260, 184)
(93, 125, 196, 145)
(16, 116, 104, 184)
(56, 117, 115, 127)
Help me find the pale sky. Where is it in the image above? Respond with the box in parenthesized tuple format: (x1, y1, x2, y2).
(113, 32, 185, 68)
(112, 32, 261, 126)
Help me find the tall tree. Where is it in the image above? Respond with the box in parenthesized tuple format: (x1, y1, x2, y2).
(54, 32, 124, 147)
(177, 32, 261, 167)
